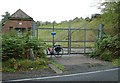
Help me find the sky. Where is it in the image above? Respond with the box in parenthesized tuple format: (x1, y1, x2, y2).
(0, 0, 103, 23)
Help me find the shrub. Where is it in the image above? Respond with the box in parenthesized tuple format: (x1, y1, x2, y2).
(90, 34, 120, 61)
(2, 31, 46, 61)
(100, 50, 112, 61)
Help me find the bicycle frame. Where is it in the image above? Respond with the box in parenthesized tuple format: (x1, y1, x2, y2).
(46, 45, 63, 58)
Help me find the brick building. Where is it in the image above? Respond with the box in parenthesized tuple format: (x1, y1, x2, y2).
(2, 9, 34, 32)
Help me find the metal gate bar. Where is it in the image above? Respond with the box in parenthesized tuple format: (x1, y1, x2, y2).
(68, 22, 71, 55)
(35, 24, 103, 54)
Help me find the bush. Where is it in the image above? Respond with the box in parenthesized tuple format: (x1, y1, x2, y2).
(2, 31, 46, 61)
(90, 34, 120, 61)
(100, 50, 112, 61)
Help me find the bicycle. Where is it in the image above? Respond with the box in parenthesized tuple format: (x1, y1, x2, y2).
(45, 45, 64, 58)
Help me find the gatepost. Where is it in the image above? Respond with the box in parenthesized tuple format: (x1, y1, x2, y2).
(68, 21, 71, 55)
(32, 21, 36, 36)
(98, 24, 104, 39)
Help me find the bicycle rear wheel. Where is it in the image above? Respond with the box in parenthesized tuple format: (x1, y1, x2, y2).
(54, 48, 63, 58)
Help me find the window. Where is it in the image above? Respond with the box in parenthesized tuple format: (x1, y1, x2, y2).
(9, 27, 13, 31)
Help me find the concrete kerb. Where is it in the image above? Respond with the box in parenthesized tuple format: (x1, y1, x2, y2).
(48, 64, 63, 74)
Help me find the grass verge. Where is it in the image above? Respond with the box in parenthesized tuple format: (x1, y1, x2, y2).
(2, 58, 50, 72)
(112, 58, 120, 66)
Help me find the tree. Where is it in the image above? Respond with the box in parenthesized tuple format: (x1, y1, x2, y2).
(114, 1, 120, 39)
(91, 14, 101, 19)
(36, 21, 41, 27)
(73, 17, 80, 22)
(80, 17, 83, 21)
(1, 11, 10, 23)
(85, 17, 91, 22)
(100, 0, 120, 35)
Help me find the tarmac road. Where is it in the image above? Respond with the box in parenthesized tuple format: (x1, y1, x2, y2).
(3, 68, 119, 82)
(39, 69, 118, 81)
(38, 68, 119, 81)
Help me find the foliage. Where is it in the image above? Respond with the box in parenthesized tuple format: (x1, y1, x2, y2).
(2, 30, 46, 61)
(1, 11, 10, 23)
(89, 1, 120, 61)
(2, 58, 49, 72)
(85, 17, 91, 22)
(101, 1, 120, 35)
(90, 35, 120, 61)
(112, 58, 120, 66)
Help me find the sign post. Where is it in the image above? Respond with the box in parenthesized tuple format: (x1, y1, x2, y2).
(51, 22, 56, 56)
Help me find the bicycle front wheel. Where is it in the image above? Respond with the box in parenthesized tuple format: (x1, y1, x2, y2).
(54, 48, 64, 58)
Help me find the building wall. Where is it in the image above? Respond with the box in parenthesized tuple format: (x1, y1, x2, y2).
(2, 19, 33, 32)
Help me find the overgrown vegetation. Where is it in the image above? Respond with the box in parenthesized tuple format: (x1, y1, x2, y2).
(2, 31, 45, 61)
(90, 35, 120, 61)
(89, 0, 120, 62)
(2, 31, 50, 72)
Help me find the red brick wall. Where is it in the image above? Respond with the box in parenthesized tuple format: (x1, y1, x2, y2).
(2, 19, 33, 32)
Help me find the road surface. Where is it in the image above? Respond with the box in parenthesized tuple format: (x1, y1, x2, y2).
(4, 68, 119, 82)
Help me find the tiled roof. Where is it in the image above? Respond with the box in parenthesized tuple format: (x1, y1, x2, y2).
(10, 9, 33, 20)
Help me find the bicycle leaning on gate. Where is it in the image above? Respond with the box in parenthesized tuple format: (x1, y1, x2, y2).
(45, 45, 64, 58)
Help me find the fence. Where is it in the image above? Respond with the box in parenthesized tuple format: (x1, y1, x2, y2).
(34, 23, 104, 54)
